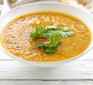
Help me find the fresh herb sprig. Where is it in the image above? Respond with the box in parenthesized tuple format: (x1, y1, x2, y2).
(30, 24, 75, 53)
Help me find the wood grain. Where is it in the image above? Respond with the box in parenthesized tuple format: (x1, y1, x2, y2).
(0, 81, 93, 85)
(0, 60, 93, 80)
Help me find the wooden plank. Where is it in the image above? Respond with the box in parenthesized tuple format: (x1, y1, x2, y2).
(0, 60, 93, 80)
(0, 81, 93, 85)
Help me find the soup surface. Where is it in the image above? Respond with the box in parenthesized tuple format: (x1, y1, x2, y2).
(1, 12, 91, 62)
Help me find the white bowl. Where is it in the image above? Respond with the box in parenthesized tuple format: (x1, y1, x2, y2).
(0, 2, 93, 67)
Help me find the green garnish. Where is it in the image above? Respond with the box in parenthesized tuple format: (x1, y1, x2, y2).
(43, 47, 57, 53)
(60, 27, 75, 38)
(30, 26, 48, 38)
(47, 33, 61, 47)
(30, 24, 75, 54)
(36, 42, 44, 48)
(46, 24, 58, 29)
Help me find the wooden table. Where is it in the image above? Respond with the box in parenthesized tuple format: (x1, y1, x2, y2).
(0, 0, 93, 85)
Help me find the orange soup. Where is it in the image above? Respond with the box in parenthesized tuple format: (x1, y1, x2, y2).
(1, 12, 91, 62)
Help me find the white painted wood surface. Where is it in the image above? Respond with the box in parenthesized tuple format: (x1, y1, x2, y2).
(0, 0, 93, 85)
(0, 81, 93, 85)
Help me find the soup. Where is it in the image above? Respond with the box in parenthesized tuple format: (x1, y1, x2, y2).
(0, 12, 91, 62)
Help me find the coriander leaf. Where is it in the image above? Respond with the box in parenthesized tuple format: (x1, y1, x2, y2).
(30, 26, 48, 38)
(59, 27, 75, 38)
(47, 33, 61, 47)
(36, 42, 44, 48)
(60, 31, 75, 38)
(43, 46, 57, 53)
(60, 27, 69, 31)
(65, 31, 75, 36)
(46, 24, 58, 29)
